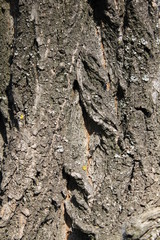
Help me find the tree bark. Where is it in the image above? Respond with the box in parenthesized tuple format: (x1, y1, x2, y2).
(0, 0, 160, 239)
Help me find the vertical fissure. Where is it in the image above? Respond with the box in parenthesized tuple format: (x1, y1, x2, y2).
(5, 0, 20, 129)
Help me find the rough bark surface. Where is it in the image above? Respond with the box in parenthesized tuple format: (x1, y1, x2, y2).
(0, 0, 160, 239)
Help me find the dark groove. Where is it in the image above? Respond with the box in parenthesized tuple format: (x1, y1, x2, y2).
(0, 111, 8, 144)
(63, 170, 95, 240)
(122, 232, 134, 240)
(65, 204, 95, 240)
(0, 171, 2, 185)
(123, 0, 132, 30)
(0, 170, 3, 206)
(72, 79, 112, 138)
(143, 45, 153, 58)
(63, 169, 79, 192)
(88, 0, 119, 30)
(63, 168, 86, 197)
(73, 79, 102, 135)
(73, 80, 80, 92)
(8, 54, 13, 66)
(88, 0, 108, 25)
(1, 7, 5, 14)
(64, 209, 72, 229)
(70, 195, 80, 209)
(7, 0, 20, 38)
(117, 83, 125, 101)
(70, 195, 87, 212)
(68, 229, 95, 240)
(79, 98, 102, 136)
(6, 77, 19, 130)
(51, 199, 59, 212)
(5, 0, 20, 130)
(135, 107, 152, 118)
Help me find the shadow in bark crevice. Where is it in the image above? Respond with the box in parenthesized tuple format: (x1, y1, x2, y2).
(0, 111, 8, 144)
(68, 229, 95, 240)
(64, 209, 95, 240)
(88, 0, 108, 25)
(135, 107, 152, 118)
(6, 77, 19, 130)
(88, 0, 119, 30)
(62, 168, 88, 201)
(0, 171, 3, 206)
(5, 0, 20, 130)
(73, 79, 103, 136)
(7, 0, 20, 38)
(116, 82, 125, 101)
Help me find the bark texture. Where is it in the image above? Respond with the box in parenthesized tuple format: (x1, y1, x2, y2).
(0, 0, 160, 239)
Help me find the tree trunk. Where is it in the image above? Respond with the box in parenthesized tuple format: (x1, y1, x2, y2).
(0, 0, 160, 239)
